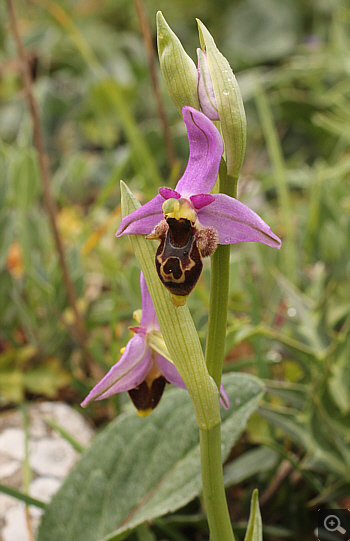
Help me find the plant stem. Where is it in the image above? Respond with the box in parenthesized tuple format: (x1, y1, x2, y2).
(200, 425, 235, 541)
(122, 183, 234, 539)
(205, 245, 231, 387)
(203, 168, 237, 539)
(205, 168, 237, 387)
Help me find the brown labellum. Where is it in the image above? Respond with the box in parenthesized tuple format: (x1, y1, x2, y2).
(128, 376, 166, 415)
(147, 216, 218, 304)
(153, 217, 203, 297)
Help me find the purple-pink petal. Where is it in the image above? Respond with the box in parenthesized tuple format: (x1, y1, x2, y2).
(140, 272, 158, 331)
(175, 107, 224, 197)
(155, 355, 187, 390)
(220, 383, 230, 410)
(116, 194, 164, 237)
(159, 187, 181, 200)
(80, 334, 150, 406)
(197, 193, 282, 248)
(190, 193, 215, 210)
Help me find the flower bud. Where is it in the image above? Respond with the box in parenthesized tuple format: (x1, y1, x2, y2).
(197, 49, 219, 121)
(157, 11, 200, 113)
(197, 20, 247, 180)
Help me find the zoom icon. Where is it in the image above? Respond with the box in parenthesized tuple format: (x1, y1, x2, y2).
(318, 509, 350, 540)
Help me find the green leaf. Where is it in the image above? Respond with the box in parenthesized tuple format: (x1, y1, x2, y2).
(0, 483, 46, 509)
(264, 380, 308, 409)
(328, 337, 350, 414)
(258, 404, 312, 449)
(224, 447, 278, 488)
(135, 523, 157, 541)
(37, 372, 264, 541)
(244, 490, 263, 541)
(9, 148, 41, 211)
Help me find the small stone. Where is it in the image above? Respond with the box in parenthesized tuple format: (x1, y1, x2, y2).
(0, 429, 25, 461)
(0, 402, 94, 540)
(29, 438, 76, 478)
(0, 460, 20, 479)
(2, 503, 30, 541)
(29, 477, 61, 518)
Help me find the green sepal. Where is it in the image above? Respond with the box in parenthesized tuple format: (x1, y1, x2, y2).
(157, 11, 200, 113)
(197, 19, 247, 180)
(120, 181, 220, 430)
(147, 331, 174, 365)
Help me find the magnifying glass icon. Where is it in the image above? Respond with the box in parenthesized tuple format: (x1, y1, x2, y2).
(324, 515, 346, 534)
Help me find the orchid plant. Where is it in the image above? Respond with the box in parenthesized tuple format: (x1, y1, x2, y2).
(81, 12, 282, 541)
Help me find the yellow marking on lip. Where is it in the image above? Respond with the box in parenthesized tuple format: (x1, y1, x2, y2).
(162, 198, 196, 224)
(137, 408, 153, 418)
(171, 294, 187, 307)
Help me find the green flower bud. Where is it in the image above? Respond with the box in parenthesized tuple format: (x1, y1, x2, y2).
(157, 11, 200, 113)
(197, 48, 219, 121)
(197, 19, 247, 180)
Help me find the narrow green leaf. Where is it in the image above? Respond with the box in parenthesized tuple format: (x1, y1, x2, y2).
(258, 404, 312, 449)
(45, 417, 85, 453)
(135, 523, 157, 541)
(0, 483, 46, 509)
(328, 337, 350, 414)
(264, 380, 308, 409)
(224, 447, 278, 488)
(243, 490, 263, 541)
(37, 372, 264, 541)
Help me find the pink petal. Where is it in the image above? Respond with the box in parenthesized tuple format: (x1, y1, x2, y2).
(140, 272, 158, 331)
(190, 193, 215, 210)
(159, 187, 181, 200)
(80, 334, 151, 406)
(155, 355, 187, 390)
(198, 193, 282, 248)
(116, 194, 164, 236)
(175, 107, 224, 197)
(220, 383, 230, 410)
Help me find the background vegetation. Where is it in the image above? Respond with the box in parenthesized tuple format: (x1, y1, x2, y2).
(1, 0, 349, 539)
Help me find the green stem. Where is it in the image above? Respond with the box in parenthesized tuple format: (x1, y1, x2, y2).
(205, 167, 237, 387)
(205, 244, 230, 387)
(202, 167, 237, 540)
(200, 425, 235, 541)
(121, 183, 234, 541)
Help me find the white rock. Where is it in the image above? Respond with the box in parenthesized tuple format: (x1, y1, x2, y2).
(31, 402, 93, 446)
(0, 429, 25, 461)
(2, 503, 31, 541)
(0, 493, 15, 519)
(0, 460, 20, 479)
(29, 438, 77, 478)
(29, 477, 61, 518)
(0, 402, 94, 540)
